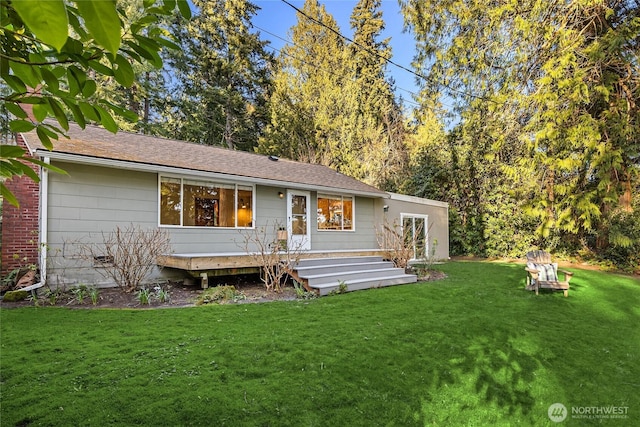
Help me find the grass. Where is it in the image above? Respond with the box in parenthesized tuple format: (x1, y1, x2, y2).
(1, 261, 638, 426)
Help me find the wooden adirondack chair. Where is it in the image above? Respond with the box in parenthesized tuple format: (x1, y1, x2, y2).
(525, 250, 573, 297)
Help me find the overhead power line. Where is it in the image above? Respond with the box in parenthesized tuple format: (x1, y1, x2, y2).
(279, 0, 421, 80)
(279, 0, 490, 103)
(253, 24, 424, 109)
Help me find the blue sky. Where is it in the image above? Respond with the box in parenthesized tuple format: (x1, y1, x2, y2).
(251, 0, 420, 103)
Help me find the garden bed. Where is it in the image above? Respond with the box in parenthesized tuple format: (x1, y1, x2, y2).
(0, 274, 298, 309)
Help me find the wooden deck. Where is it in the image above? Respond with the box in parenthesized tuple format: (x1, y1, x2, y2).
(157, 249, 386, 278)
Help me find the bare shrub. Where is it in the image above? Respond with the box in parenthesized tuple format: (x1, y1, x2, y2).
(74, 224, 171, 292)
(375, 218, 424, 269)
(237, 222, 305, 293)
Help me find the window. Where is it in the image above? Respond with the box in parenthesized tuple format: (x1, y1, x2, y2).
(317, 194, 353, 231)
(159, 177, 253, 228)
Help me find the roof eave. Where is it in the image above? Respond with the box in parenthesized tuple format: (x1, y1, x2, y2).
(37, 150, 388, 198)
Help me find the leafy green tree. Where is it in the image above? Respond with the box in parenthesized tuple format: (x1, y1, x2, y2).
(90, 1, 176, 135)
(260, 0, 409, 190)
(1, 0, 190, 205)
(163, 0, 274, 150)
(401, 0, 639, 265)
(524, 1, 639, 248)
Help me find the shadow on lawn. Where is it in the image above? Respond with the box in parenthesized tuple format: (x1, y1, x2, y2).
(415, 261, 640, 424)
(417, 330, 539, 423)
(414, 262, 560, 423)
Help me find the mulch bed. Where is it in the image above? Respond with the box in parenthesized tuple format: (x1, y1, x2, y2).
(1, 271, 447, 309)
(0, 274, 297, 309)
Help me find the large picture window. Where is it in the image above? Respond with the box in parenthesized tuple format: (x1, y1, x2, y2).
(160, 177, 253, 228)
(317, 194, 353, 231)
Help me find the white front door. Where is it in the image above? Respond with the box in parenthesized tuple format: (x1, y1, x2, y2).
(287, 190, 311, 250)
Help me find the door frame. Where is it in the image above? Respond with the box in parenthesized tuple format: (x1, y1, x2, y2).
(287, 189, 311, 251)
(401, 213, 429, 260)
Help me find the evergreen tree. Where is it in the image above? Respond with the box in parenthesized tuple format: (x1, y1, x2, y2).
(258, 0, 347, 165)
(165, 0, 274, 150)
(259, 0, 410, 190)
(344, 0, 409, 189)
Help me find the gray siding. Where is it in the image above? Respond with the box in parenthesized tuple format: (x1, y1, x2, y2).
(44, 164, 382, 286)
(46, 162, 159, 286)
(379, 194, 450, 260)
(310, 195, 379, 250)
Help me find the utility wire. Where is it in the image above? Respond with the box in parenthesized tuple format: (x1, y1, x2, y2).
(279, 0, 490, 103)
(253, 24, 425, 109)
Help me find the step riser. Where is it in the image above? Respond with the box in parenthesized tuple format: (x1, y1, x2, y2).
(295, 262, 395, 277)
(305, 269, 407, 286)
(294, 256, 383, 268)
(316, 276, 418, 296)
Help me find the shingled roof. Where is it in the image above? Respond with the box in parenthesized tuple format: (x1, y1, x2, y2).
(22, 123, 387, 198)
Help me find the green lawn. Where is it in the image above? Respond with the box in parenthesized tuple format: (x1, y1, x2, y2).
(1, 261, 638, 426)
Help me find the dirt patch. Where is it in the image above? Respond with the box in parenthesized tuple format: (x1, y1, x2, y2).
(417, 269, 447, 282)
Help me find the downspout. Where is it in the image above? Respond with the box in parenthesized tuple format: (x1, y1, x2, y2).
(37, 157, 49, 287)
(17, 156, 48, 293)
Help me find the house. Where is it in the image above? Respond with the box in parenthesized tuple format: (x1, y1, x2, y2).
(2, 123, 449, 294)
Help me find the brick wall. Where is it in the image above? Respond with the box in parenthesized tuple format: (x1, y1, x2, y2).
(1, 133, 41, 275)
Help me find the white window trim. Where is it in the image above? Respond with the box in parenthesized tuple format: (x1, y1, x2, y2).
(316, 193, 356, 232)
(158, 175, 255, 229)
(400, 213, 429, 261)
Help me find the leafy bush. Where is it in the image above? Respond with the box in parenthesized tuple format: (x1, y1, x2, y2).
(2, 290, 28, 302)
(293, 281, 317, 300)
(195, 286, 246, 305)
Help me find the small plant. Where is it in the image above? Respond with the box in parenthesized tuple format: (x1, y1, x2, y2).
(328, 280, 348, 296)
(154, 285, 170, 303)
(338, 281, 348, 293)
(88, 287, 100, 305)
(293, 280, 316, 300)
(27, 292, 41, 307)
(412, 238, 440, 280)
(73, 224, 171, 293)
(236, 221, 305, 293)
(71, 285, 89, 304)
(195, 285, 245, 305)
(136, 287, 152, 305)
(45, 287, 65, 306)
